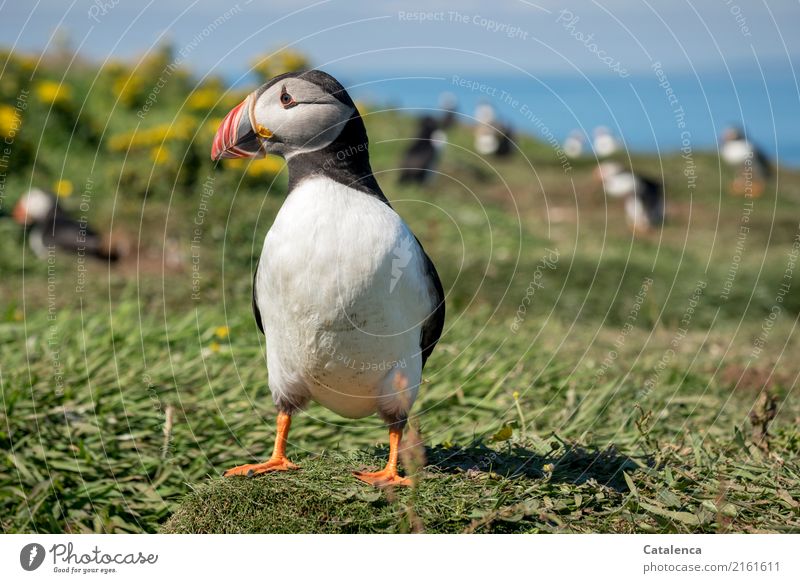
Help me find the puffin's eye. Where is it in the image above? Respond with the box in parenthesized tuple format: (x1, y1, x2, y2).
(280, 89, 295, 108)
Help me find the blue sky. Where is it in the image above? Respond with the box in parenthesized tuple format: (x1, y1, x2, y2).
(2, 0, 798, 79)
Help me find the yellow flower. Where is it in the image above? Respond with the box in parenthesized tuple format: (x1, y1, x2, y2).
(491, 424, 513, 442)
(209, 341, 221, 353)
(35, 81, 72, 106)
(202, 117, 224, 141)
(0, 104, 22, 139)
(251, 48, 310, 81)
(113, 74, 145, 107)
(108, 117, 195, 151)
(512, 391, 520, 400)
(542, 463, 554, 473)
(214, 326, 230, 339)
(102, 59, 128, 77)
(150, 146, 170, 165)
(187, 88, 218, 111)
(17, 55, 37, 74)
(280, 49, 309, 72)
(244, 156, 283, 178)
(53, 179, 73, 198)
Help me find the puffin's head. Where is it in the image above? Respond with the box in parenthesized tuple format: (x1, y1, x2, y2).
(13, 188, 57, 226)
(722, 126, 744, 143)
(593, 161, 624, 184)
(211, 70, 358, 161)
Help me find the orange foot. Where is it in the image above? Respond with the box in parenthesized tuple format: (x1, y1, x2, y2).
(223, 457, 299, 477)
(354, 468, 412, 487)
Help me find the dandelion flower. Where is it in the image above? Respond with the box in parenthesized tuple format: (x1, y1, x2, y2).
(113, 74, 145, 108)
(214, 326, 230, 339)
(150, 146, 170, 165)
(0, 104, 21, 139)
(491, 424, 513, 442)
(35, 81, 72, 106)
(187, 88, 218, 111)
(244, 156, 283, 178)
(53, 179, 73, 198)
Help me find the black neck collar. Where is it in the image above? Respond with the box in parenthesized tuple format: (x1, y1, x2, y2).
(285, 113, 388, 203)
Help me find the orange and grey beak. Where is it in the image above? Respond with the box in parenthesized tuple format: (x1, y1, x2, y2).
(211, 94, 268, 160)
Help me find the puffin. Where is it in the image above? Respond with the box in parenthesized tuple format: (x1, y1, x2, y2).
(563, 130, 585, 158)
(397, 115, 446, 186)
(438, 92, 458, 130)
(212, 70, 445, 487)
(720, 127, 770, 196)
(473, 102, 513, 158)
(592, 126, 620, 158)
(10, 188, 122, 261)
(594, 162, 664, 234)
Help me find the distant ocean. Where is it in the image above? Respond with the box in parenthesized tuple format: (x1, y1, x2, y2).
(329, 64, 800, 166)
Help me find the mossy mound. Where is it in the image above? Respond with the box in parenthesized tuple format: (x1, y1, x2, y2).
(161, 444, 637, 534)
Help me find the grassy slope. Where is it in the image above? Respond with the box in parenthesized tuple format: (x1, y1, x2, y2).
(1, 59, 800, 533)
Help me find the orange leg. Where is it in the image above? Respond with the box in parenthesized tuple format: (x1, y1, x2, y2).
(223, 412, 299, 477)
(354, 426, 412, 487)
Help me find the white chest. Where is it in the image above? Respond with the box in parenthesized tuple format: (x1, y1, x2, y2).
(605, 172, 639, 198)
(722, 140, 753, 165)
(255, 177, 432, 418)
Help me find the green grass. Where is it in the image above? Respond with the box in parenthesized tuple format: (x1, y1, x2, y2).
(160, 436, 800, 533)
(2, 47, 800, 533)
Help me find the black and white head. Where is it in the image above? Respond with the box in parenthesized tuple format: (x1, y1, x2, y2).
(212, 70, 361, 162)
(721, 126, 745, 144)
(212, 70, 381, 194)
(13, 188, 57, 226)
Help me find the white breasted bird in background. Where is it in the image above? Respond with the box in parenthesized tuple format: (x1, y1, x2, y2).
(592, 126, 620, 158)
(720, 127, 770, 197)
(563, 130, 585, 158)
(398, 115, 446, 186)
(9, 188, 125, 261)
(473, 101, 514, 158)
(594, 162, 665, 234)
(438, 92, 458, 130)
(212, 70, 445, 487)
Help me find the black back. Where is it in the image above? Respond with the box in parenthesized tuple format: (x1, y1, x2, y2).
(399, 116, 440, 185)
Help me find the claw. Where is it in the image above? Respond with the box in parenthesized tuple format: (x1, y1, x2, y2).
(354, 468, 412, 487)
(223, 456, 299, 477)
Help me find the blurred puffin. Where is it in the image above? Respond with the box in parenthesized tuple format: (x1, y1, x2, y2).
(721, 127, 770, 196)
(212, 70, 445, 487)
(473, 102, 513, 158)
(594, 162, 664, 234)
(438, 92, 458, 130)
(563, 130, 585, 158)
(11, 188, 123, 261)
(592, 126, 620, 158)
(398, 115, 446, 186)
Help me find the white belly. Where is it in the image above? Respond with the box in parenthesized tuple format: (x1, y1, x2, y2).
(256, 177, 433, 419)
(722, 140, 753, 165)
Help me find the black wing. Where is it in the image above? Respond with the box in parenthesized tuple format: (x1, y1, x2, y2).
(638, 177, 664, 226)
(415, 237, 445, 369)
(398, 142, 437, 184)
(40, 210, 116, 260)
(252, 257, 264, 334)
(753, 145, 771, 178)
